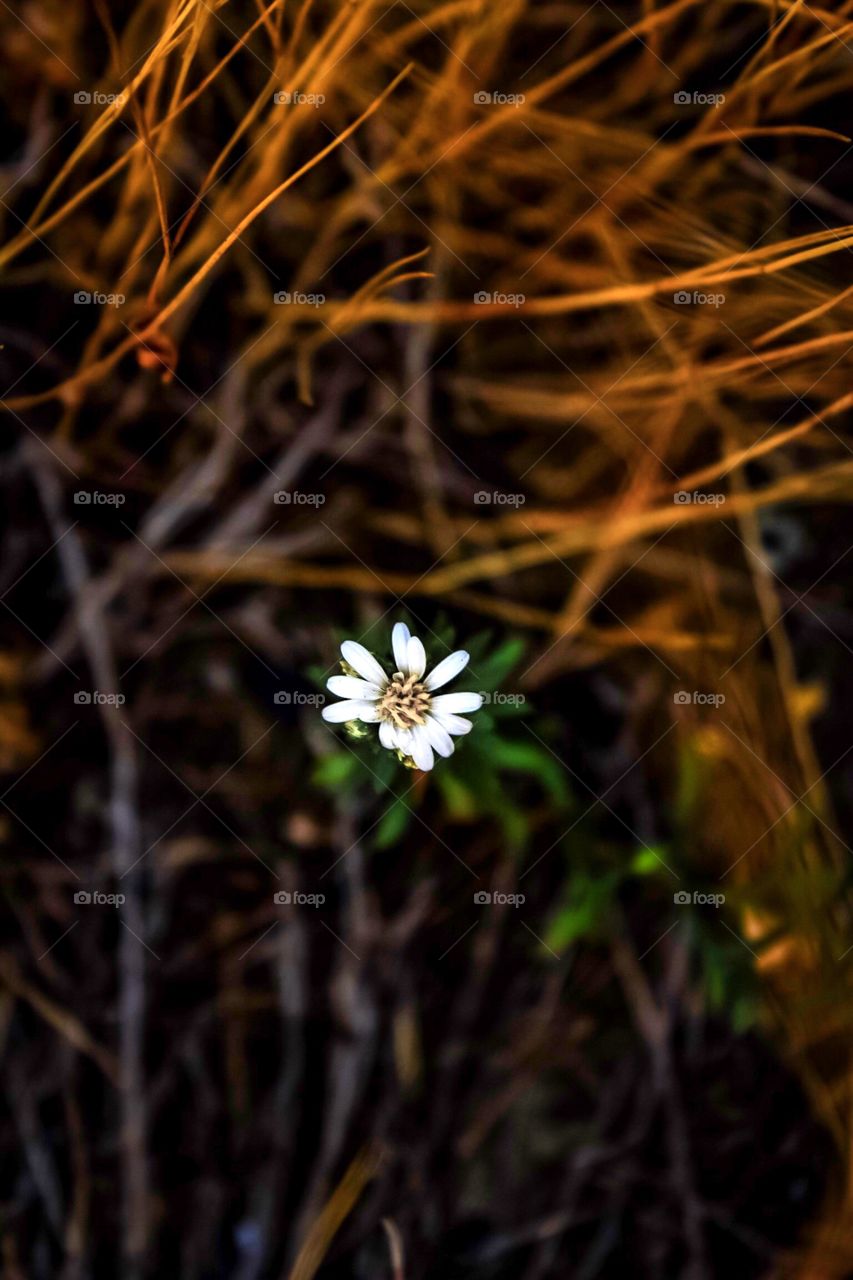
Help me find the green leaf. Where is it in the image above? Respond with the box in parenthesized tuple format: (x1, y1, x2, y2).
(307, 661, 333, 689)
(312, 752, 361, 791)
(630, 846, 668, 877)
(545, 872, 619, 951)
(675, 746, 703, 826)
(486, 736, 569, 806)
(369, 748, 398, 792)
(496, 802, 529, 851)
(435, 770, 479, 820)
(373, 795, 413, 849)
(470, 636, 526, 691)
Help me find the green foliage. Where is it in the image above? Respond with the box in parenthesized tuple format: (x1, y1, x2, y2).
(310, 619, 572, 852)
(312, 620, 763, 1037)
(311, 751, 361, 790)
(485, 737, 567, 806)
(544, 834, 760, 1031)
(695, 924, 759, 1032)
(630, 846, 668, 876)
(545, 869, 621, 951)
(372, 794, 412, 849)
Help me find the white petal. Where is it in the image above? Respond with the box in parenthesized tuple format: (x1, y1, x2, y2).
(321, 699, 380, 723)
(356, 704, 381, 722)
(430, 691, 484, 715)
(409, 725, 434, 771)
(407, 635, 426, 679)
(378, 720, 398, 750)
(424, 716, 455, 758)
(424, 649, 470, 691)
(395, 727, 413, 756)
(433, 711, 474, 736)
(327, 675, 381, 700)
(341, 640, 387, 686)
(392, 622, 411, 673)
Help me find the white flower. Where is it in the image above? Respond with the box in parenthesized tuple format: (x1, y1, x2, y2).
(321, 622, 484, 771)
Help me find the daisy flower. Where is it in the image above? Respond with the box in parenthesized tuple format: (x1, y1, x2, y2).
(321, 622, 484, 771)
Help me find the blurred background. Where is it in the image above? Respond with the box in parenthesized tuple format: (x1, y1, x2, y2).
(2, 0, 853, 1276)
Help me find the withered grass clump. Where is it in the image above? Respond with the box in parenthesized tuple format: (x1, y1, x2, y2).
(2, 0, 853, 1276)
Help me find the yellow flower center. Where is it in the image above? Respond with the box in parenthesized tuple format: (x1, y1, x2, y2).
(378, 672, 431, 728)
